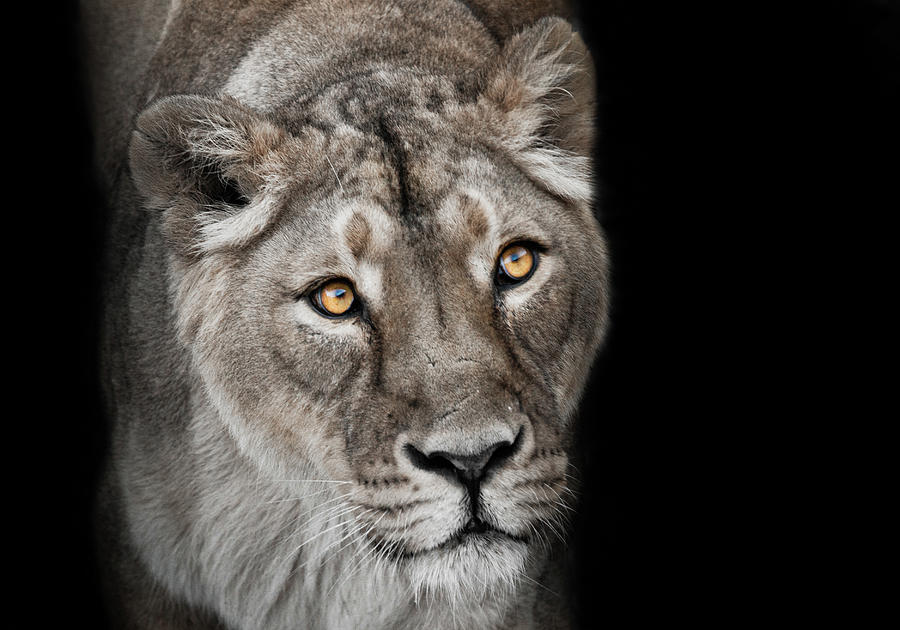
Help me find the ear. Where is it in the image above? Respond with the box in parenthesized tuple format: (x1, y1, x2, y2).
(482, 17, 596, 202)
(129, 95, 292, 256)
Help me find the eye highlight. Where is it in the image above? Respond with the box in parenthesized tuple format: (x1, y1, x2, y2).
(311, 279, 356, 317)
(496, 243, 537, 286)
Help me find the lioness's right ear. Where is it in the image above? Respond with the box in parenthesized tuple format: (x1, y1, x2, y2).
(129, 95, 292, 256)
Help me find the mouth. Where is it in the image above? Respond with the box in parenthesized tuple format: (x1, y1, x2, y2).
(397, 518, 528, 559)
(438, 518, 528, 550)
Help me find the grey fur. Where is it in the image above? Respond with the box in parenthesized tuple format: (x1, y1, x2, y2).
(84, 1, 608, 628)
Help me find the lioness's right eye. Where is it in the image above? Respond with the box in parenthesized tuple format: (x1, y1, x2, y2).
(310, 279, 357, 318)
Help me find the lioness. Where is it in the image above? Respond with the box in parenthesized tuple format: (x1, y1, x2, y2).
(82, 1, 609, 628)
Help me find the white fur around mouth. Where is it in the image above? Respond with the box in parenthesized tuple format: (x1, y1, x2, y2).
(403, 528, 531, 600)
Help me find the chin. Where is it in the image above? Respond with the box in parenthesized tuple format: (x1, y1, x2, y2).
(405, 530, 530, 602)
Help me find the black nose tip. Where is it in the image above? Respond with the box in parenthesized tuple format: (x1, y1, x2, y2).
(404, 430, 522, 487)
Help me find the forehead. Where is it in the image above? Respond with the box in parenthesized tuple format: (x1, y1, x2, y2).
(251, 71, 572, 269)
(276, 140, 565, 260)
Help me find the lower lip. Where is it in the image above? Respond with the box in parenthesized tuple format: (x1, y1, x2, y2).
(440, 528, 523, 549)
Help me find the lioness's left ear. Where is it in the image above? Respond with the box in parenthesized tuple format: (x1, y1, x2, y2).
(483, 17, 596, 202)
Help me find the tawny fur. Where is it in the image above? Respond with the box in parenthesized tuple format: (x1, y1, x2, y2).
(82, 1, 608, 628)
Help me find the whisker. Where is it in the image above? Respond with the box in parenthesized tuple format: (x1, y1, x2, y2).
(327, 525, 387, 596)
(269, 494, 350, 547)
(520, 572, 559, 598)
(263, 487, 335, 504)
(292, 509, 374, 575)
(274, 500, 358, 551)
(325, 154, 345, 194)
(369, 531, 397, 586)
(288, 505, 364, 555)
(524, 493, 567, 546)
(269, 479, 353, 484)
(558, 484, 580, 499)
(523, 504, 552, 551)
(309, 509, 386, 573)
(296, 501, 362, 533)
(542, 483, 577, 515)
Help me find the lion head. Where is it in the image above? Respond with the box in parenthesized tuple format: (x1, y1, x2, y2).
(127, 16, 608, 609)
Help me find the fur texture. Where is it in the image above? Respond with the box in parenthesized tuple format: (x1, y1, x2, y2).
(84, 1, 608, 628)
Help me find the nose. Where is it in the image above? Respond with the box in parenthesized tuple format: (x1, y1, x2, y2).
(404, 428, 522, 488)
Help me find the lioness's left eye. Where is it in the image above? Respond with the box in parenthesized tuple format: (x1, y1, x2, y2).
(311, 279, 357, 317)
(496, 243, 537, 286)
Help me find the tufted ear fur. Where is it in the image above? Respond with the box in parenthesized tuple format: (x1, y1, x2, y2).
(483, 17, 596, 202)
(129, 95, 294, 257)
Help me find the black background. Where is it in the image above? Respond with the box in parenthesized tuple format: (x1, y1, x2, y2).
(16, 1, 896, 627)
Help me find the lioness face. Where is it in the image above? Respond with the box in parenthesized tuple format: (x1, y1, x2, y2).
(130, 19, 608, 599)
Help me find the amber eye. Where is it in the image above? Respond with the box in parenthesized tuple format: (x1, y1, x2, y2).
(497, 243, 537, 286)
(312, 279, 356, 317)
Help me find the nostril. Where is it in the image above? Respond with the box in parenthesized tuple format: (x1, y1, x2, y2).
(403, 443, 459, 478)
